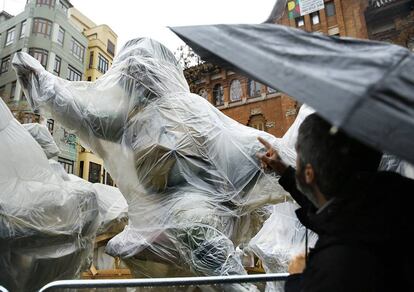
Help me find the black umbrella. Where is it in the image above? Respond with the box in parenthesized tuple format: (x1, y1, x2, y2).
(170, 23, 414, 164)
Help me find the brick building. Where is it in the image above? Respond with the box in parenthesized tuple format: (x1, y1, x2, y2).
(365, 0, 414, 49)
(186, 0, 414, 137)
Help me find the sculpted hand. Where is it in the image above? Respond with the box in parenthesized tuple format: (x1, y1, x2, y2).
(256, 137, 288, 176)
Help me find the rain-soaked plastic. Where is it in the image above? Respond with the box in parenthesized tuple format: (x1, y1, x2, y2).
(0, 99, 99, 292)
(379, 154, 414, 179)
(13, 38, 305, 288)
(22, 122, 60, 158)
(250, 202, 318, 292)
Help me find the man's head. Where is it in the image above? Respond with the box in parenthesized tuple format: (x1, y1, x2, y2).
(295, 113, 382, 207)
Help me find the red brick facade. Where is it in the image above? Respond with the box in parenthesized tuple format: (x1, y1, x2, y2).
(187, 0, 413, 138)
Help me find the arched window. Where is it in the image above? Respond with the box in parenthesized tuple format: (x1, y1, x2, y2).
(249, 80, 263, 97)
(198, 88, 208, 99)
(230, 79, 242, 102)
(213, 84, 224, 106)
(248, 114, 267, 132)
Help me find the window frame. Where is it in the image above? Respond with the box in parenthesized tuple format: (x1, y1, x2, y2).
(58, 157, 74, 174)
(1, 56, 11, 74)
(20, 20, 27, 39)
(47, 118, 54, 134)
(32, 18, 53, 38)
(88, 161, 102, 183)
(57, 26, 65, 46)
(311, 11, 320, 25)
(28, 48, 49, 68)
(249, 80, 262, 98)
(5, 27, 16, 46)
(213, 84, 224, 106)
(229, 79, 242, 102)
(326, 2, 336, 17)
(107, 40, 115, 56)
(97, 53, 109, 74)
(67, 65, 82, 81)
(71, 38, 85, 62)
(54, 55, 61, 75)
(35, 0, 56, 8)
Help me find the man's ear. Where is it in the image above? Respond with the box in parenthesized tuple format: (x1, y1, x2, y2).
(304, 164, 315, 185)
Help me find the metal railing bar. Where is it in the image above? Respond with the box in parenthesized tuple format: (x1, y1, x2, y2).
(38, 273, 289, 291)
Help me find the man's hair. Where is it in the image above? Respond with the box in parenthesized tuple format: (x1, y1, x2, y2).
(297, 113, 382, 199)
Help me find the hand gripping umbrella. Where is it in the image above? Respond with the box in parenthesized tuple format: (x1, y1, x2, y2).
(170, 23, 414, 164)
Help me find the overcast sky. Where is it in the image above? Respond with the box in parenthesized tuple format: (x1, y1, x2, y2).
(1, 0, 276, 53)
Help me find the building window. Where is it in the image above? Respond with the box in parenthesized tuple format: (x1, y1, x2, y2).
(29, 48, 48, 67)
(10, 81, 16, 100)
(87, 76, 92, 81)
(98, 54, 109, 73)
(88, 162, 102, 183)
(249, 80, 263, 97)
(267, 86, 278, 94)
(248, 114, 267, 132)
(79, 161, 84, 178)
(57, 26, 65, 46)
(107, 40, 115, 56)
(60, 1, 69, 13)
(20, 20, 27, 38)
(198, 88, 208, 99)
(54, 55, 61, 75)
(0, 86, 5, 97)
(36, 0, 55, 8)
(67, 65, 82, 81)
(5, 27, 15, 46)
(295, 16, 305, 27)
(230, 79, 242, 102)
(105, 171, 114, 186)
(311, 11, 320, 25)
(89, 51, 94, 69)
(32, 18, 53, 38)
(326, 2, 336, 17)
(1, 56, 11, 74)
(213, 84, 224, 106)
(71, 38, 85, 62)
(58, 157, 74, 174)
(47, 118, 54, 134)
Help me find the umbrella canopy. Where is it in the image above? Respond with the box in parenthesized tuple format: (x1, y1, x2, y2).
(170, 24, 414, 164)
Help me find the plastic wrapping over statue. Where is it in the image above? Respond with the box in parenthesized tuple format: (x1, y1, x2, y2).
(12, 37, 304, 285)
(0, 99, 99, 291)
(22, 122, 60, 158)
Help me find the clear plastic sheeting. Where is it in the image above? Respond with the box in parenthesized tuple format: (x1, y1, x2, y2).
(13, 38, 302, 289)
(92, 184, 128, 234)
(379, 154, 414, 179)
(48, 159, 71, 181)
(0, 99, 99, 292)
(249, 202, 318, 292)
(22, 122, 60, 158)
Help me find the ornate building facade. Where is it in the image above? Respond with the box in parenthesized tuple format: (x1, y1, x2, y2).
(187, 0, 414, 137)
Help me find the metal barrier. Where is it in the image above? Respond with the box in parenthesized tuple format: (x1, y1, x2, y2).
(38, 273, 289, 291)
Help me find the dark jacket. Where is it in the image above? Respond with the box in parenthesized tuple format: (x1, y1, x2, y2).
(280, 166, 414, 292)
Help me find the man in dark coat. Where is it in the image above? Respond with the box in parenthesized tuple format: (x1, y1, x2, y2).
(257, 113, 414, 292)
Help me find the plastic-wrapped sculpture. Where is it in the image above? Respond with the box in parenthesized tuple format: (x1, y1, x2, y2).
(0, 99, 99, 292)
(13, 38, 298, 289)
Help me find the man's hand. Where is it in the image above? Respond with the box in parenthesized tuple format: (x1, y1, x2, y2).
(256, 137, 288, 176)
(288, 253, 306, 274)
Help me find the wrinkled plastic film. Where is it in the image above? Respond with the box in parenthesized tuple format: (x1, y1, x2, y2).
(249, 202, 318, 292)
(22, 122, 60, 158)
(13, 38, 303, 285)
(0, 99, 99, 292)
